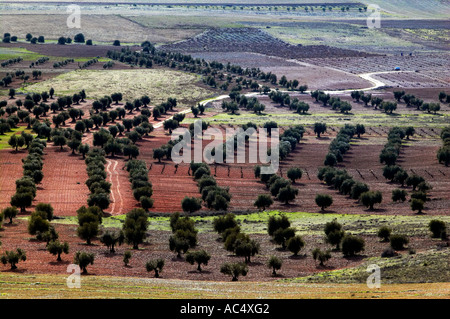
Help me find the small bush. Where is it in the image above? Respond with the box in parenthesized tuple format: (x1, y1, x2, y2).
(381, 248, 397, 258)
(390, 234, 409, 250)
(377, 226, 391, 242)
(341, 235, 365, 257)
(123, 251, 132, 266)
(428, 220, 446, 239)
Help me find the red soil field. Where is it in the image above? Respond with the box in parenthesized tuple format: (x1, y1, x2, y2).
(33, 145, 89, 216)
(0, 149, 27, 211)
(0, 218, 440, 281)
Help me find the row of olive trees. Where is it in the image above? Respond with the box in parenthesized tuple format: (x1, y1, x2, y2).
(84, 148, 111, 212)
(437, 127, 450, 167)
(125, 159, 153, 210)
(380, 127, 432, 214)
(395, 90, 442, 114)
(9, 138, 46, 213)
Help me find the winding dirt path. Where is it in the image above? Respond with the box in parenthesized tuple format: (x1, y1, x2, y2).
(106, 159, 123, 215)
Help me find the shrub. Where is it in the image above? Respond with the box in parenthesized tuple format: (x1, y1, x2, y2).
(390, 234, 409, 250)
(267, 256, 282, 276)
(381, 248, 397, 258)
(194, 166, 210, 180)
(428, 220, 446, 239)
(267, 214, 290, 236)
(377, 226, 391, 242)
(324, 218, 342, 235)
(341, 235, 365, 257)
(123, 251, 132, 266)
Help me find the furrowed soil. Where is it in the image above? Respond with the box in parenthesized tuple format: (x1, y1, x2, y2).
(0, 149, 27, 210)
(0, 216, 447, 284)
(33, 145, 89, 217)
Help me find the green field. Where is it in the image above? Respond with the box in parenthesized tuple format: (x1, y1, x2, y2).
(42, 211, 450, 237)
(291, 249, 450, 284)
(20, 69, 215, 107)
(0, 271, 448, 298)
(185, 110, 449, 128)
(0, 126, 33, 150)
(0, 47, 46, 61)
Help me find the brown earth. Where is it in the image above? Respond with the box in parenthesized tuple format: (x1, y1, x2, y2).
(0, 218, 441, 281)
(161, 27, 377, 59)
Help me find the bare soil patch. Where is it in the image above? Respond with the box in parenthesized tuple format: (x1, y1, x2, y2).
(0, 218, 441, 282)
(161, 28, 376, 59)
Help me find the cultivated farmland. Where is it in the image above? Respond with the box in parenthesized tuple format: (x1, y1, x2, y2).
(0, 0, 448, 302)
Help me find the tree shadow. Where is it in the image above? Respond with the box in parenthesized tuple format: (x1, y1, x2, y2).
(1, 268, 28, 273)
(187, 270, 212, 274)
(318, 209, 339, 214)
(49, 260, 71, 266)
(365, 208, 387, 213)
(281, 202, 297, 207)
(343, 254, 367, 262)
(288, 254, 307, 260)
(2, 223, 19, 228)
(247, 261, 263, 266)
(100, 251, 117, 258)
(8, 149, 26, 154)
(315, 264, 335, 270)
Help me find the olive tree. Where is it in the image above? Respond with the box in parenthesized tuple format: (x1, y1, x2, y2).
(267, 256, 282, 276)
(73, 251, 95, 274)
(146, 258, 164, 278)
(185, 250, 211, 272)
(47, 240, 69, 261)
